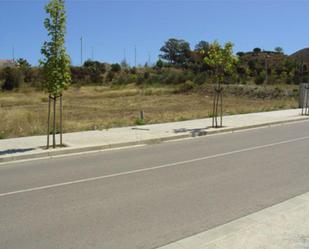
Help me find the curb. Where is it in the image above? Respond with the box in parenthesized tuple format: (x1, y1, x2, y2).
(1, 117, 309, 164)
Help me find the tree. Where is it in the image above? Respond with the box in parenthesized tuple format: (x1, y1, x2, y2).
(253, 47, 262, 53)
(40, 0, 71, 148)
(83, 60, 105, 83)
(159, 38, 191, 66)
(274, 47, 284, 53)
(156, 59, 164, 69)
(195, 40, 210, 53)
(204, 41, 237, 127)
(17, 58, 31, 69)
(111, 63, 121, 72)
(236, 51, 245, 57)
(16, 58, 33, 83)
(1, 67, 22, 91)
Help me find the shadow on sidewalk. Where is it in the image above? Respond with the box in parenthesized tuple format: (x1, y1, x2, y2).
(0, 148, 35, 156)
(174, 127, 210, 137)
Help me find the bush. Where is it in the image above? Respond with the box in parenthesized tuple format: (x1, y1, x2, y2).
(1, 67, 22, 90)
(255, 71, 266, 85)
(194, 72, 208, 85)
(105, 71, 114, 82)
(174, 80, 196, 93)
(110, 63, 121, 73)
(83, 60, 106, 84)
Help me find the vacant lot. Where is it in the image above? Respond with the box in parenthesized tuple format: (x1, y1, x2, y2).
(0, 84, 298, 138)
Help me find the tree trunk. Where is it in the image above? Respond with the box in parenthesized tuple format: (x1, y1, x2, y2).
(220, 90, 223, 127)
(212, 84, 223, 128)
(60, 94, 63, 146)
(215, 89, 220, 127)
(46, 95, 51, 149)
(305, 87, 309, 115)
(53, 96, 56, 148)
(212, 90, 217, 127)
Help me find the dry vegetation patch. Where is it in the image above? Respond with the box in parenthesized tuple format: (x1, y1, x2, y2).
(0, 85, 298, 138)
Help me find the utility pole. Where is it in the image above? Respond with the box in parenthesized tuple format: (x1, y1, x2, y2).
(264, 53, 270, 84)
(148, 52, 151, 66)
(123, 48, 127, 63)
(134, 45, 137, 67)
(301, 60, 304, 82)
(80, 36, 83, 66)
(12, 45, 15, 62)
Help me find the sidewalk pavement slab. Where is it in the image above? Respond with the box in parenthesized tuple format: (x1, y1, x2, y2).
(157, 192, 309, 249)
(0, 108, 308, 163)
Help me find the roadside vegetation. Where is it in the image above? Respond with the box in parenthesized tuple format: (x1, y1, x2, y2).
(0, 21, 307, 139)
(0, 84, 298, 138)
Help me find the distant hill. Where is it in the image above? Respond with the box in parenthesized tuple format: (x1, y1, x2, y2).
(290, 48, 309, 64)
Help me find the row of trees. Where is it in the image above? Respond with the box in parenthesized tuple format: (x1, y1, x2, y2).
(158, 38, 307, 84)
(1, 41, 307, 91)
(0, 0, 307, 148)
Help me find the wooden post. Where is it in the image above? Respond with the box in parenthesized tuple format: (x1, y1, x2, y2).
(46, 94, 51, 149)
(60, 94, 63, 146)
(212, 84, 223, 128)
(53, 96, 56, 148)
(220, 90, 223, 127)
(215, 87, 220, 127)
(212, 89, 216, 127)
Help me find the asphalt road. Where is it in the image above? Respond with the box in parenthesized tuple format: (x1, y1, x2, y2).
(1, 121, 309, 249)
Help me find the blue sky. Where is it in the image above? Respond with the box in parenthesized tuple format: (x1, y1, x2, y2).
(0, 0, 308, 66)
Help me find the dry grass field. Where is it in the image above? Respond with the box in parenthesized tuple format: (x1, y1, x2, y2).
(0, 84, 298, 138)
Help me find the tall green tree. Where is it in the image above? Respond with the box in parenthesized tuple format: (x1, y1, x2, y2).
(159, 38, 191, 66)
(274, 47, 284, 53)
(194, 40, 210, 53)
(40, 0, 71, 148)
(16, 58, 33, 83)
(204, 41, 237, 127)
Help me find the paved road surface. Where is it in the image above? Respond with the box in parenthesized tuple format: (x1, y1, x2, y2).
(1, 121, 309, 249)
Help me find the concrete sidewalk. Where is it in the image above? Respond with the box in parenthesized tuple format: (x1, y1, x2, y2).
(157, 191, 309, 249)
(0, 108, 308, 163)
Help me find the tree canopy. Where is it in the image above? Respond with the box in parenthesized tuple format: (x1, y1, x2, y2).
(159, 38, 191, 66)
(204, 41, 237, 84)
(40, 0, 71, 96)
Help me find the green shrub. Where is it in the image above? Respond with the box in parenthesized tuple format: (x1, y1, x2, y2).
(0, 132, 7, 139)
(174, 80, 196, 93)
(110, 63, 121, 73)
(1, 67, 22, 90)
(255, 71, 266, 85)
(105, 71, 114, 82)
(194, 72, 208, 85)
(135, 118, 145, 125)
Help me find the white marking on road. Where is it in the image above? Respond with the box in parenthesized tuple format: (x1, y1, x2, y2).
(1, 135, 309, 198)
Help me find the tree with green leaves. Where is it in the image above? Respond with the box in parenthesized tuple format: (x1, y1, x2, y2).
(204, 41, 237, 127)
(274, 47, 284, 53)
(40, 0, 71, 148)
(1, 67, 22, 91)
(195, 40, 210, 53)
(253, 47, 262, 53)
(83, 60, 106, 83)
(16, 58, 32, 83)
(159, 38, 191, 66)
